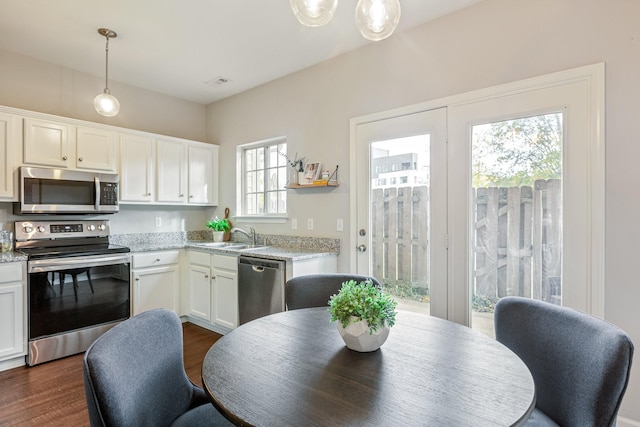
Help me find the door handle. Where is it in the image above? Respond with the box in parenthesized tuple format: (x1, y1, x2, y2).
(356, 244, 367, 253)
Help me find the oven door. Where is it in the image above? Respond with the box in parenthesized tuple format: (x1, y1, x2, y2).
(27, 253, 130, 364)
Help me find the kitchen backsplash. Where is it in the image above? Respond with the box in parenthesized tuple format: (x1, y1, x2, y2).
(110, 230, 340, 252)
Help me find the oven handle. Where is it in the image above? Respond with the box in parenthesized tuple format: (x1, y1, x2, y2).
(95, 176, 101, 210)
(28, 253, 131, 273)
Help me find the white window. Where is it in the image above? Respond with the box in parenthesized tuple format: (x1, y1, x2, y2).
(239, 137, 288, 216)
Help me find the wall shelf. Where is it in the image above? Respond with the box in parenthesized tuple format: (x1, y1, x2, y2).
(286, 182, 339, 189)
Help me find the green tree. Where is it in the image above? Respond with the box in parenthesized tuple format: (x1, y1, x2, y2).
(472, 113, 562, 187)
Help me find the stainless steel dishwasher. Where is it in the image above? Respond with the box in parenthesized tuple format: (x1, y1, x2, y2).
(238, 256, 285, 325)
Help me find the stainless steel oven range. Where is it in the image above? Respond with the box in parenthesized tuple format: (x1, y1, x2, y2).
(15, 220, 130, 366)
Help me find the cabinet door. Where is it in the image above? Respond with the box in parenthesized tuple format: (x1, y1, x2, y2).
(76, 127, 117, 172)
(0, 113, 19, 199)
(157, 139, 187, 203)
(189, 264, 211, 321)
(132, 266, 178, 315)
(0, 263, 24, 361)
(23, 118, 70, 168)
(187, 143, 217, 205)
(120, 133, 154, 202)
(212, 267, 238, 329)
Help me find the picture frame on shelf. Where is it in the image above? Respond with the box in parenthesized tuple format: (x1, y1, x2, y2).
(302, 162, 321, 185)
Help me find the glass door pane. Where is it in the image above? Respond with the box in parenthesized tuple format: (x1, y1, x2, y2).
(470, 113, 563, 337)
(371, 135, 431, 315)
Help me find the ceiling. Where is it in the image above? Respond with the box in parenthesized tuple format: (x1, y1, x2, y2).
(0, 0, 482, 105)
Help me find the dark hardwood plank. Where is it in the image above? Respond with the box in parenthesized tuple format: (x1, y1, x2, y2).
(0, 321, 221, 426)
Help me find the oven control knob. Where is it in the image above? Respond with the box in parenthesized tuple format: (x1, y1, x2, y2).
(88, 225, 96, 231)
(37, 226, 45, 233)
(98, 224, 106, 231)
(24, 226, 33, 233)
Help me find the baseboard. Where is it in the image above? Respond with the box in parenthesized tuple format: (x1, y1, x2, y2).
(618, 416, 640, 427)
(0, 354, 26, 372)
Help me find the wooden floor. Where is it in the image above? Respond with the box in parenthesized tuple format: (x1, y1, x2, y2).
(0, 322, 222, 426)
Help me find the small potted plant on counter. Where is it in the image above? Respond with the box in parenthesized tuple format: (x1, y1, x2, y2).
(206, 217, 231, 242)
(328, 279, 398, 352)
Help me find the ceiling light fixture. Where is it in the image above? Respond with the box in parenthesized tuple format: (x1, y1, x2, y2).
(290, 0, 401, 41)
(94, 28, 120, 117)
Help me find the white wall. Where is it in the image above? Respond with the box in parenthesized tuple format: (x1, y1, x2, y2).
(205, 0, 640, 421)
(0, 50, 207, 142)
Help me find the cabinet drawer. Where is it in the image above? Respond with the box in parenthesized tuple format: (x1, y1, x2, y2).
(189, 250, 211, 266)
(132, 250, 180, 269)
(212, 254, 238, 271)
(0, 263, 23, 284)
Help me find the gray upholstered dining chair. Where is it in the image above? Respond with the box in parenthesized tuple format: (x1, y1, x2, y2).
(494, 296, 634, 427)
(83, 308, 232, 427)
(285, 273, 382, 310)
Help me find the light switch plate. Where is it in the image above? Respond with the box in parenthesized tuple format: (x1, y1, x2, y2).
(337, 218, 344, 232)
(307, 218, 314, 230)
(291, 218, 297, 230)
(155, 217, 161, 227)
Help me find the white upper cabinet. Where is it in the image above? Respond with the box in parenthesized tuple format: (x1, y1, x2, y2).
(23, 118, 70, 168)
(0, 113, 20, 200)
(156, 138, 187, 204)
(75, 126, 117, 172)
(23, 119, 117, 173)
(188, 143, 218, 205)
(119, 133, 154, 203)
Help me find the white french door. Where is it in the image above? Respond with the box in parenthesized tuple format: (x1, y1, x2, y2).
(352, 64, 604, 329)
(353, 108, 448, 319)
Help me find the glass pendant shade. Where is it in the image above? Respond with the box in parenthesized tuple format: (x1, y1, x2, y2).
(355, 0, 401, 41)
(290, 0, 338, 27)
(94, 90, 120, 117)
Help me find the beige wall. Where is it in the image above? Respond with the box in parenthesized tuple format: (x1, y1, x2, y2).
(0, 50, 207, 141)
(206, 0, 640, 421)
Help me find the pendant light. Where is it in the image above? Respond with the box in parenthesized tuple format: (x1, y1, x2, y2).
(290, 0, 401, 41)
(290, 0, 338, 27)
(355, 0, 401, 41)
(94, 28, 120, 117)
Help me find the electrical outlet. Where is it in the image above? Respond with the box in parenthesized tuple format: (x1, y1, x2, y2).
(291, 218, 297, 230)
(155, 217, 161, 227)
(337, 218, 344, 232)
(307, 218, 314, 230)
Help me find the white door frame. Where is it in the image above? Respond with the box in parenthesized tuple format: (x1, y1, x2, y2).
(350, 63, 605, 323)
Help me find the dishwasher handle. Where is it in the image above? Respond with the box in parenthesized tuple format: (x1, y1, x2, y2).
(239, 256, 284, 270)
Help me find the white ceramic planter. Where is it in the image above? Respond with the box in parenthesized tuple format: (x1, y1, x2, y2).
(212, 231, 225, 242)
(337, 317, 390, 352)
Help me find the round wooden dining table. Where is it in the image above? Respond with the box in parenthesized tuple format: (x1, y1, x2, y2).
(202, 308, 535, 427)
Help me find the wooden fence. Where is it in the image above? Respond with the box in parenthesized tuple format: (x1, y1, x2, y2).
(371, 180, 562, 302)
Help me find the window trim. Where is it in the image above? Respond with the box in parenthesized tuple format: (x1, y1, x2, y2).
(236, 136, 288, 218)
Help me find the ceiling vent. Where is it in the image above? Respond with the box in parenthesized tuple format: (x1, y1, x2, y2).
(205, 77, 232, 88)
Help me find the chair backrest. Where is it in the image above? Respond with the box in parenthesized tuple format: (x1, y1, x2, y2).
(285, 273, 382, 310)
(494, 297, 634, 427)
(83, 309, 199, 427)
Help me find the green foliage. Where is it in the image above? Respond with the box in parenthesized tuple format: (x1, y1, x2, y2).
(472, 113, 562, 187)
(328, 280, 398, 333)
(472, 294, 497, 313)
(206, 217, 231, 232)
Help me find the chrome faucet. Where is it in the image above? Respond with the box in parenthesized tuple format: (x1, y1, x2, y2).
(231, 226, 256, 245)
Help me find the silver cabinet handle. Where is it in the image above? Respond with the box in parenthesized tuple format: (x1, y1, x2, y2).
(357, 244, 367, 253)
(78, 157, 83, 162)
(62, 156, 68, 161)
(204, 274, 209, 279)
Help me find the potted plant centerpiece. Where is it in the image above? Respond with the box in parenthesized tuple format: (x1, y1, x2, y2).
(328, 279, 398, 352)
(206, 217, 231, 242)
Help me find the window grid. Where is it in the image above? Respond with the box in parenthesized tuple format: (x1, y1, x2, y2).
(242, 141, 287, 215)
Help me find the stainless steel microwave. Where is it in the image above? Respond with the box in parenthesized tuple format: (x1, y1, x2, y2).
(15, 166, 119, 214)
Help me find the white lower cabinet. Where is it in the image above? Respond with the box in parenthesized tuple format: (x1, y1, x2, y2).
(212, 254, 238, 330)
(132, 251, 179, 315)
(0, 262, 26, 365)
(187, 251, 238, 332)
